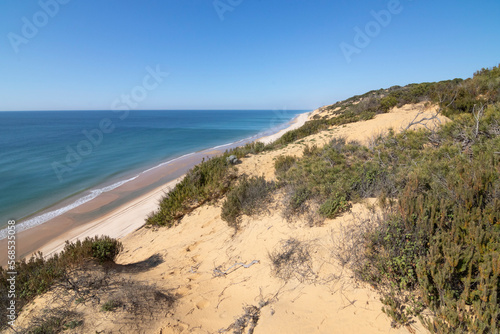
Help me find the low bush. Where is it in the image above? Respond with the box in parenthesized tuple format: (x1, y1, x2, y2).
(0, 236, 122, 330)
(91, 237, 123, 263)
(276, 138, 387, 224)
(319, 193, 352, 218)
(24, 309, 82, 334)
(147, 141, 280, 227)
(274, 155, 296, 175)
(146, 153, 237, 227)
(101, 299, 123, 312)
(380, 95, 398, 112)
(273, 119, 328, 146)
(269, 238, 317, 282)
(221, 175, 275, 230)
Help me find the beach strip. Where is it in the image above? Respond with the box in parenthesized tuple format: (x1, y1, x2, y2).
(0, 111, 310, 266)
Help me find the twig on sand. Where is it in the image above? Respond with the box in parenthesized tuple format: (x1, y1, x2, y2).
(213, 260, 260, 277)
(404, 108, 441, 132)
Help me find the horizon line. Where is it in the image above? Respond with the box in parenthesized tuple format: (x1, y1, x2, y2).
(0, 108, 313, 112)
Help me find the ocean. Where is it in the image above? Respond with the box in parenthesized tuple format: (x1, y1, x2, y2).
(0, 109, 304, 238)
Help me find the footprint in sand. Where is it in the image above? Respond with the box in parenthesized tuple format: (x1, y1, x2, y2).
(176, 286, 191, 296)
(176, 283, 199, 296)
(185, 241, 200, 252)
(186, 273, 200, 282)
(196, 299, 210, 310)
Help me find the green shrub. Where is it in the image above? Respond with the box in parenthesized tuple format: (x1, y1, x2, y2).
(91, 237, 123, 263)
(380, 96, 398, 112)
(0, 236, 122, 330)
(274, 155, 296, 175)
(302, 144, 319, 157)
(146, 153, 237, 227)
(354, 102, 500, 331)
(319, 194, 352, 218)
(274, 120, 328, 146)
(26, 311, 82, 334)
(101, 300, 122, 312)
(253, 141, 266, 154)
(289, 185, 312, 211)
(221, 175, 275, 229)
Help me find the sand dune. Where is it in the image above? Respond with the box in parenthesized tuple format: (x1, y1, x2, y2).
(8, 104, 448, 333)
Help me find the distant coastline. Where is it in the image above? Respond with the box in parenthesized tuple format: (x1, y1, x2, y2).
(0, 110, 304, 239)
(0, 110, 310, 266)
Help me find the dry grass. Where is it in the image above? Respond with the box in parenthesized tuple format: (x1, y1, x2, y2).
(269, 238, 318, 283)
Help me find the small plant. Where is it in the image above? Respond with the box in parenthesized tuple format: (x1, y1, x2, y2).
(22, 309, 82, 334)
(101, 299, 122, 312)
(274, 155, 296, 175)
(380, 95, 398, 112)
(0, 236, 122, 330)
(221, 175, 275, 230)
(269, 238, 317, 282)
(319, 194, 352, 218)
(91, 236, 123, 263)
(64, 319, 83, 330)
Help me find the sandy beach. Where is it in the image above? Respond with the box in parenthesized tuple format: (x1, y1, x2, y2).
(0, 112, 311, 266)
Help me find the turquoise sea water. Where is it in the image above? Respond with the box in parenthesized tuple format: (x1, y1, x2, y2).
(0, 109, 304, 237)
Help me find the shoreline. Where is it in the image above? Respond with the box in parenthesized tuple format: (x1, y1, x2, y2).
(0, 112, 304, 239)
(0, 111, 310, 266)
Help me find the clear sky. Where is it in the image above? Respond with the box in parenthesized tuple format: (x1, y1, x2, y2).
(0, 0, 499, 111)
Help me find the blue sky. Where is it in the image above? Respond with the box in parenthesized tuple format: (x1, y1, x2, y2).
(0, 0, 499, 111)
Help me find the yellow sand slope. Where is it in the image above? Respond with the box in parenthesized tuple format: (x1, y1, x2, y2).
(8, 103, 447, 333)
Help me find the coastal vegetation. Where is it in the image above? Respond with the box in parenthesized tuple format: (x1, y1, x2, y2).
(145, 141, 268, 227)
(2, 65, 499, 332)
(278, 66, 499, 332)
(221, 175, 275, 230)
(0, 236, 122, 331)
(1, 235, 177, 332)
(274, 66, 499, 332)
(148, 64, 500, 332)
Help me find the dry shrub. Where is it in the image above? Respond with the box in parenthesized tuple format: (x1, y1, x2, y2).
(17, 308, 83, 333)
(269, 238, 317, 283)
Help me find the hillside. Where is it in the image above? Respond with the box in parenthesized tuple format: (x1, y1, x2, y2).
(2, 65, 499, 333)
